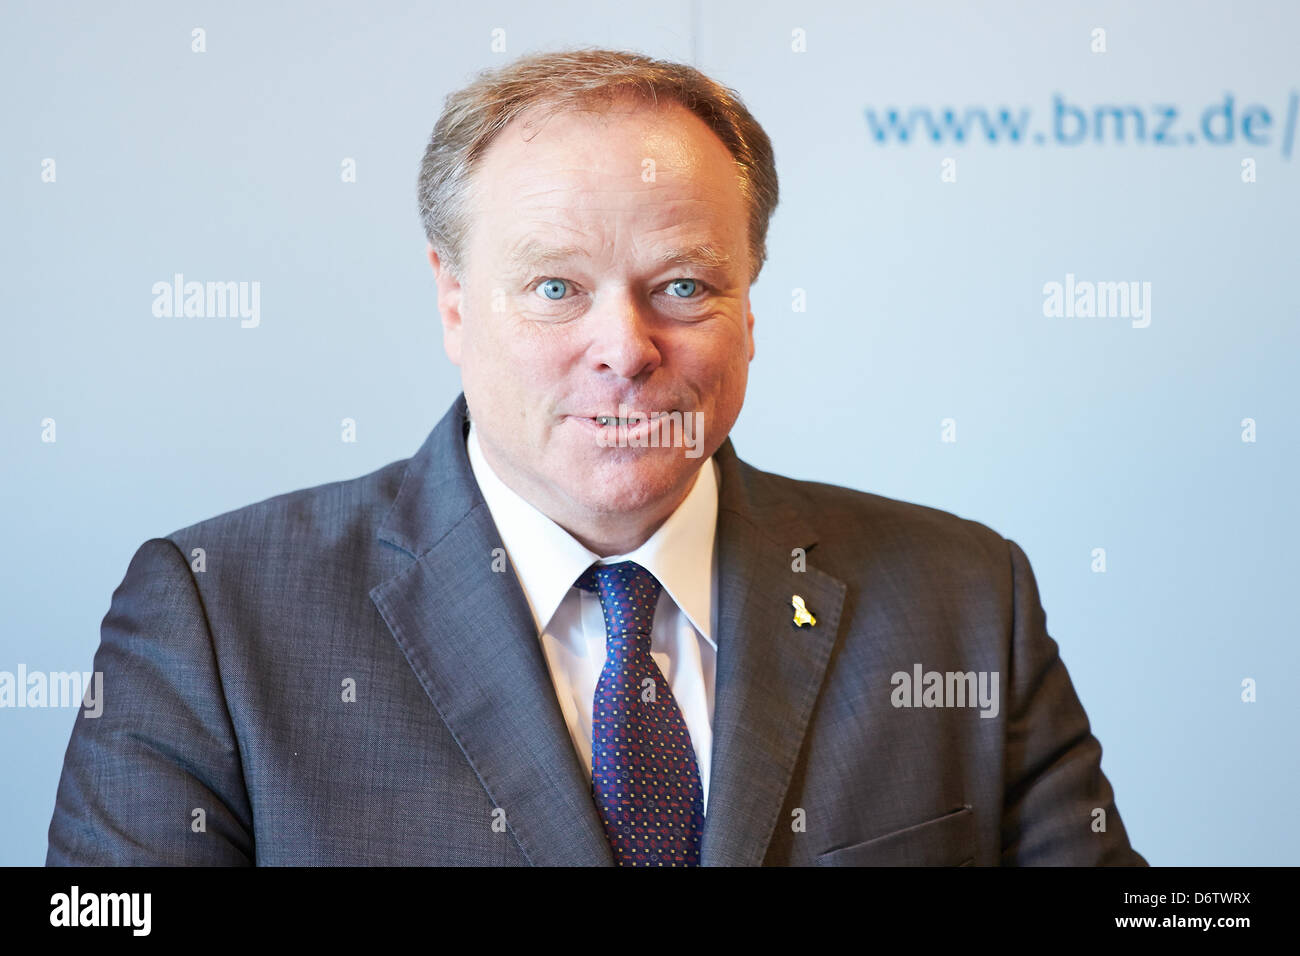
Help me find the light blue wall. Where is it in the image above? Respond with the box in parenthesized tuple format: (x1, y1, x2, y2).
(2, 0, 1295, 865)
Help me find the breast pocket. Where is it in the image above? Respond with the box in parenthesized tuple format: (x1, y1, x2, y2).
(814, 804, 976, 866)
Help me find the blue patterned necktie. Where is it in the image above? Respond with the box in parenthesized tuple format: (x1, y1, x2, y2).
(575, 560, 705, 866)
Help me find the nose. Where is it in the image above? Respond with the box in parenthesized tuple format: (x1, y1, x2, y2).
(584, 290, 662, 380)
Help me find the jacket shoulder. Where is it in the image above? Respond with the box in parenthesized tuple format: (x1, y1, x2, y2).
(161, 455, 410, 556)
(740, 462, 1013, 577)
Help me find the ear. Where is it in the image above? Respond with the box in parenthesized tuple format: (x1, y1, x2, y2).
(745, 304, 756, 362)
(427, 243, 465, 366)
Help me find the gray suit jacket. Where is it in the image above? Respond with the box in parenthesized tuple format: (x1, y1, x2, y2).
(47, 392, 1146, 865)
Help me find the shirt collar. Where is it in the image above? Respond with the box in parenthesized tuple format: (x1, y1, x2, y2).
(466, 420, 719, 648)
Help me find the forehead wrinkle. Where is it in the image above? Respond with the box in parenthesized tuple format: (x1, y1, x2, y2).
(489, 176, 744, 278)
(506, 236, 593, 269)
(503, 234, 734, 277)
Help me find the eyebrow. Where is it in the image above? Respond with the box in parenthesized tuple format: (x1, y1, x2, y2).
(505, 237, 734, 274)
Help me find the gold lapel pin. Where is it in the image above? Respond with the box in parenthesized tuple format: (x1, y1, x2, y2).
(791, 595, 816, 628)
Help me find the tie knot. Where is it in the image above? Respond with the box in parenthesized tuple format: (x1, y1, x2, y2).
(575, 561, 663, 636)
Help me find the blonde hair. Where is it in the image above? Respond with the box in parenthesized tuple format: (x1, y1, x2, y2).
(416, 47, 779, 285)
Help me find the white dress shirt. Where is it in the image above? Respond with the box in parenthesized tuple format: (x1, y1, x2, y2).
(465, 422, 719, 811)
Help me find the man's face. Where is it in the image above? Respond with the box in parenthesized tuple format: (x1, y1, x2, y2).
(433, 97, 755, 530)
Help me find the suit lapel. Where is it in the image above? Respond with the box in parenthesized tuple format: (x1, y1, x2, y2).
(701, 441, 847, 866)
(369, 394, 613, 865)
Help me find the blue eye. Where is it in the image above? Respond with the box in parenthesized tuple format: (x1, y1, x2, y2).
(535, 278, 568, 300)
(666, 278, 698, 297)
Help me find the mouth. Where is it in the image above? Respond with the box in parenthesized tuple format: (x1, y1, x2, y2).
(566, 410, 681, 443)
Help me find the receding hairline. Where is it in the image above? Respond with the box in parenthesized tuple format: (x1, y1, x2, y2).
(416, 47, 779, 286)
(459, 98, 749, 282)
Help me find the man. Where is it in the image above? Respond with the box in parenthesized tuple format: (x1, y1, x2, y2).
(47, 48, 1145, 866)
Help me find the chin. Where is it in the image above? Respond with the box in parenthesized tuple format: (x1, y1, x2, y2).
(571, 450, 694, 514)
